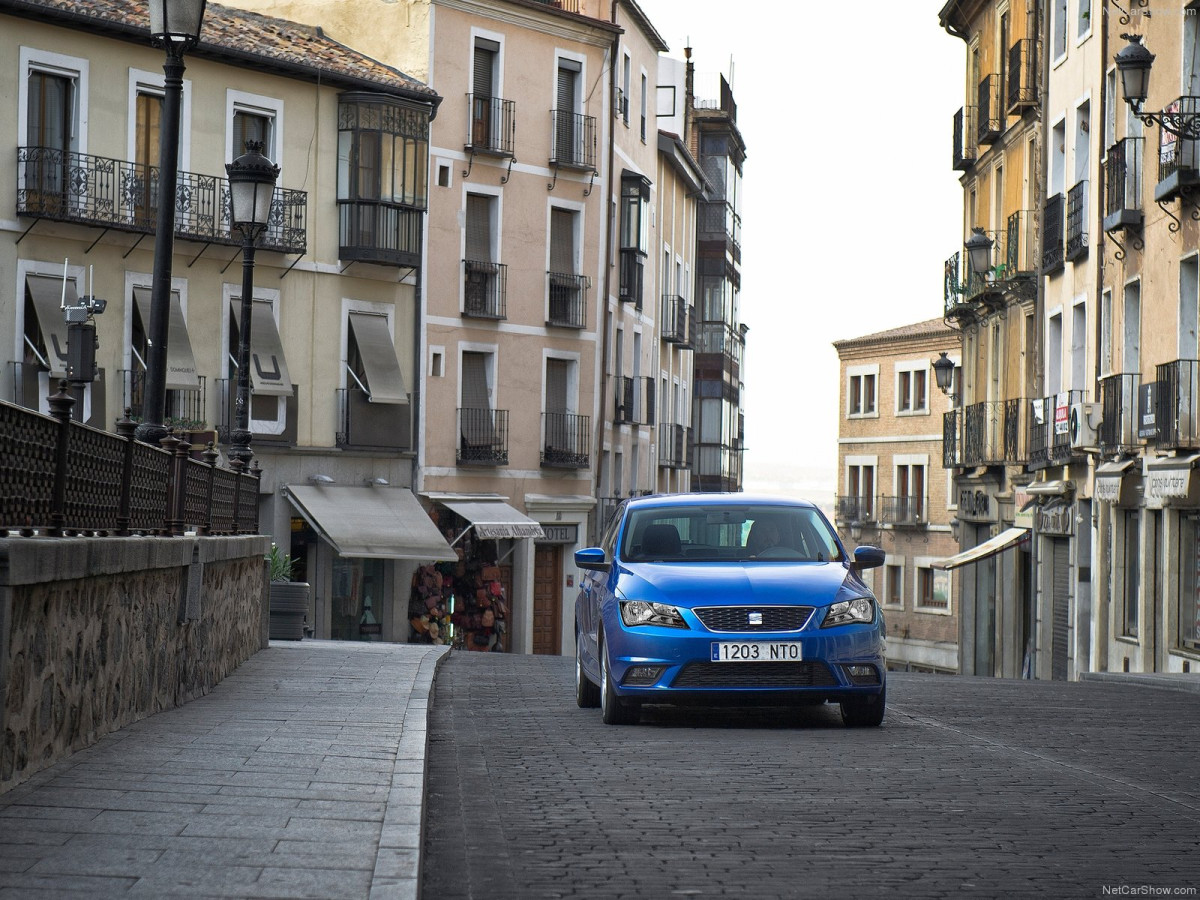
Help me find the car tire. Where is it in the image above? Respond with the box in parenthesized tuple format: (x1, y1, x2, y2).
(599, 632, 639, 726)
(576, 636, 601, 708)
(840, 684, 886, 728)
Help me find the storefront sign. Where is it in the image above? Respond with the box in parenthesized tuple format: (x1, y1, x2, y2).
(1147, 465, 1194, 500)
(1013, 486, 1034, 529)
(537, 524, 579, 544)
(1138, 383, 1158, 439)
(1094, 476, 1123, 503)
(1036, 503, 1074, 536)
(957, 488, 994, 522)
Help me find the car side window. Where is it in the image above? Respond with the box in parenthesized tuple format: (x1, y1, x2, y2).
(599, 503, 625, 559)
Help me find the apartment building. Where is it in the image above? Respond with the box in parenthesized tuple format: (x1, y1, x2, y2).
(3, 0, 451, 643)
(833, 319, 961, 674)
(940, 0, 1042, 678)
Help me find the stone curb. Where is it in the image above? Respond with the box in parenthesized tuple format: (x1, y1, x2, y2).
(1080, 671, 1200, 694)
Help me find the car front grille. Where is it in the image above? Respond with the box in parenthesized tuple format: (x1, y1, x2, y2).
(671, 661, 840, 689)
(692, 606, 814, 633)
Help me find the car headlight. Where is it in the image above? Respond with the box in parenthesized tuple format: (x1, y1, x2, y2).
(822, 597, 875, 628)
(620, 600, 687, 628)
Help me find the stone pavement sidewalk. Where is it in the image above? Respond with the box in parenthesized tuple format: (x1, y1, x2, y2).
(0, 640, 449, 899)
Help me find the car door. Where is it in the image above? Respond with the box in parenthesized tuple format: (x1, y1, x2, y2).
(580, 502, 625, 671)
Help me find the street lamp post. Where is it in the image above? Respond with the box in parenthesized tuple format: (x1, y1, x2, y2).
(226, 140, 280, 465)
(136, 0, 207, 446)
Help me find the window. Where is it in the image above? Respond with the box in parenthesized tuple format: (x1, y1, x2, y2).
(226, 289, 292, 434)
(1071, 301, 1087, 391)
(884, 563, 903, 609)
(459, 349, 504, 464)
(1123, 280, 1141, 373)
(1052, 0, 1067, 60)
(21, 49, 87, 211)
(470, 37, 507, 153)
(554, 58, 584, 165)
(1121, 509, 1140, 638)
(1077, 0, 1091, 40)
(847, 366, 878, 417)
(640, 72, 648, 141)
(464, 192, 502, 317)
(1179, 515, 1200, 651)
(620, 53, 631, 124)
(896, 363, 929, 414)
(1181, 257, 1199, 360)
(227, 90, 281, 162)
(619, 173, 650, 306)
(549, 207, 585, 327)
(1100, 289, 1113, 376)
(895, 462, 927, 524)
(846, 463, 876, 521)
(916, 563, 951, 612)
(1047, 312, 1063, 395)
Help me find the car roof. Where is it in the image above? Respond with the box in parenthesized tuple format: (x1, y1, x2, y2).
(623, 493, 820, 511)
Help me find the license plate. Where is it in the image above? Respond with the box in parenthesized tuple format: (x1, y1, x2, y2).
(710, 641, 803, 662)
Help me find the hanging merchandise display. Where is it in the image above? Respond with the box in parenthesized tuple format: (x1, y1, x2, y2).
(408, 564, 452, 646)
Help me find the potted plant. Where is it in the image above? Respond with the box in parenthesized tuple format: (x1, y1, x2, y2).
(267, 544, 309, 640)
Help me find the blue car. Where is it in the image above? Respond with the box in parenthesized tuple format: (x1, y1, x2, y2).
(574, 494, 886, 726)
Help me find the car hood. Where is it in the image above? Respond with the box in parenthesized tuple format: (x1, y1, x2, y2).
(614, 561, 861, 608)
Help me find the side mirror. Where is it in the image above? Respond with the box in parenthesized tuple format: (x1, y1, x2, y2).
(574, 547, 611, 572)
(851, 545, 885, 570)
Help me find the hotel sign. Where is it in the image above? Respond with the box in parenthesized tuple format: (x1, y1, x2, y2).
(536, 524, 578, 544)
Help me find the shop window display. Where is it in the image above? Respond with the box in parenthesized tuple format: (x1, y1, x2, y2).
(408, 549, 509, 651)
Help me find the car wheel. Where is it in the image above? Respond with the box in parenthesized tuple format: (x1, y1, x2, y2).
(840, 684, 886, 728)
(576, 636, 601, 708)
(599, 632, 639, 726)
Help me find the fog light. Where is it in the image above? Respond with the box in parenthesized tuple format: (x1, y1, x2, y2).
(843, 664, 880, 685)
(623, 665, 665, 686)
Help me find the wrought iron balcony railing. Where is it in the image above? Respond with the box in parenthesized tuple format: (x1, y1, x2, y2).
(215, 380, 298, 448)
(541, 412, 590, 468)
(1155, 359, 1200, 450)
(1028, 390, 1084, 469)
(338, 199, 423, 268)
(944, 251, 968, 318)
(964, 228, 1006, 303)
(17, 146, 306, 254)
(465, 94, 516, 156)
(457, 407, 509, 465)
(1066, 180, 1089, 262)
(119, 368, 206, 430)
(463, 259, 507, 319)
(547, 272, 588, 328)
(953, 106, 977, 171)
(658, 423, 693, 469)
(835, 495, 876, 524)
(880, 495, 927, 527)
(1005, 210, 1037, 280)
(977, 74, 1002, 144)
(1006, 39, 1039, 113)
(1098, 372, 1142, 457)
(943, 408, 963, 469)
(661, 294, 693, 346)
(337, 387, 412, 451)
(619, 248, 645, 307)
(1104, 137, 1144, 232)
(550, 109, 596, 169)
(1155, 97, 1200, 202)
(962, 400, 1025, 467)
(1042, 192, 1065, 275)
(614, 376, 654, 426)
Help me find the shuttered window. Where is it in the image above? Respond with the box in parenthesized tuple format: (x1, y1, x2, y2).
(473, 40, 498, 98)
(549, 209, 575, 275)
(465, 194, 492, 262)
(232, 109, 272, 158)
(462, 351, 491, 411)
(28, 71, 72, 151)
(546, 359, 569, 414)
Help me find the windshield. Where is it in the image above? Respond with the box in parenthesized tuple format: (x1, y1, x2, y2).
(621, 504, 843, 563)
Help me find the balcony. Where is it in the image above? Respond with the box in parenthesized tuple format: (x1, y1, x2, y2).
(215, 380, 298, 449)
(619, 248, 645, 307)
(550, 109, 596, 170)
(944, 251, 969, 318)
(661, 295, 693, 347)
(457, 407, 508, 465)
(1098, 373, 1142, 457)
(465, 94, 515, 156)
(119, 368, 206, 430)
(541, 412, 590, 469)
(1028, 390, 1084, 469)
(614, 376, 654, 426)
(17, 147, 306, 254)
(1042, 193, 1065, 275)
(1155, 359, 1200, 450)
(699, 201, 742, 263)
(1065, 180, 1089, 262)
(1006, 39, 1038, 113)
(694, 321, 743, 367)
(463, 260, 507, 319)
(880, 495, 927, 528)
(1104, 137, 1144, 232)
(962, 399, 1025, 467)
(338, 200, 422, 268)
(943, 408, 963, 469)
(658, 423, 692, 469)
(835, 495, 876, 525)
(964, 229, 1006, 305)
(976, 75, 1002, 144)
(1155, 98, 1200, 202)
(547, 272, 588, 328)
(337, 387, 412, 451)
(953, 106, 977, 171)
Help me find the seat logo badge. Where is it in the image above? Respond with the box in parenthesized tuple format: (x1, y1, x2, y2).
(748, 611, 763, 625)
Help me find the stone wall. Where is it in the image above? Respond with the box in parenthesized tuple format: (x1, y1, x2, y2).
(0, 535, 271, 792)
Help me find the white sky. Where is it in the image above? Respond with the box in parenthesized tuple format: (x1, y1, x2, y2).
(640, 1, 966, 504)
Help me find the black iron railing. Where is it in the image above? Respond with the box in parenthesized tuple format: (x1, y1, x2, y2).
(965, 228, 1005, 301)
(953, 107, 977, 171)
(943, 409, 963, 469)
(0, 388, 257, 536)
(463, 260, 507, 319)
(457, 407, 509, 465)
(118, 369, 206, 430)
(338, 199, 423, 268)
(215, 380, 298, 448)
(1156, 97, 1200, 198)
(1155, 359, 1200, 450)
(963, 401, 1005, 466)
(1066, 180, 1089, 261)
(465, 94, 516, 155)
(1042, 193, 1065, 274)
(658, 423, 692, 469)
(944, 251, 968, 317)
(1006, 39, 1038, 112)
(1105, 137, 1144, 231)
(1028, 390, 1084, 468)
(835, 495, 875, 524)
(541, 412, 590, 468)
(17, 147, 306, 254)
(880, 495, 926, 527)
(336, 387, 412, 451)
(1098, 373, 1142, 457)
(977, 75, 1002, 144)
(550, 109, 596, 169)
(1006, 210, 1037, 278)
(547, 272, 588, 328)
(619, 248, 644, 307)
(661, 295, 692, 346)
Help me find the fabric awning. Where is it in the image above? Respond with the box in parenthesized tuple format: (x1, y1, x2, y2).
(1146, 453, 1200, 500)
(285, 485, 457, 561)
(348, 312, 406, 404)
(133, 287, 200, 390)
(26, 273, 77, 378)
(439, 498, 546, 540)
(933, 526, 1030, 571)
(232, 298, 294, 397)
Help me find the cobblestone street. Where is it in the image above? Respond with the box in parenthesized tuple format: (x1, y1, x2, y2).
(423, 654, 1200, 899)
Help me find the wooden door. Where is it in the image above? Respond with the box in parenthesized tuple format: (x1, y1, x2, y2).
(533, 545, 562, 655)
